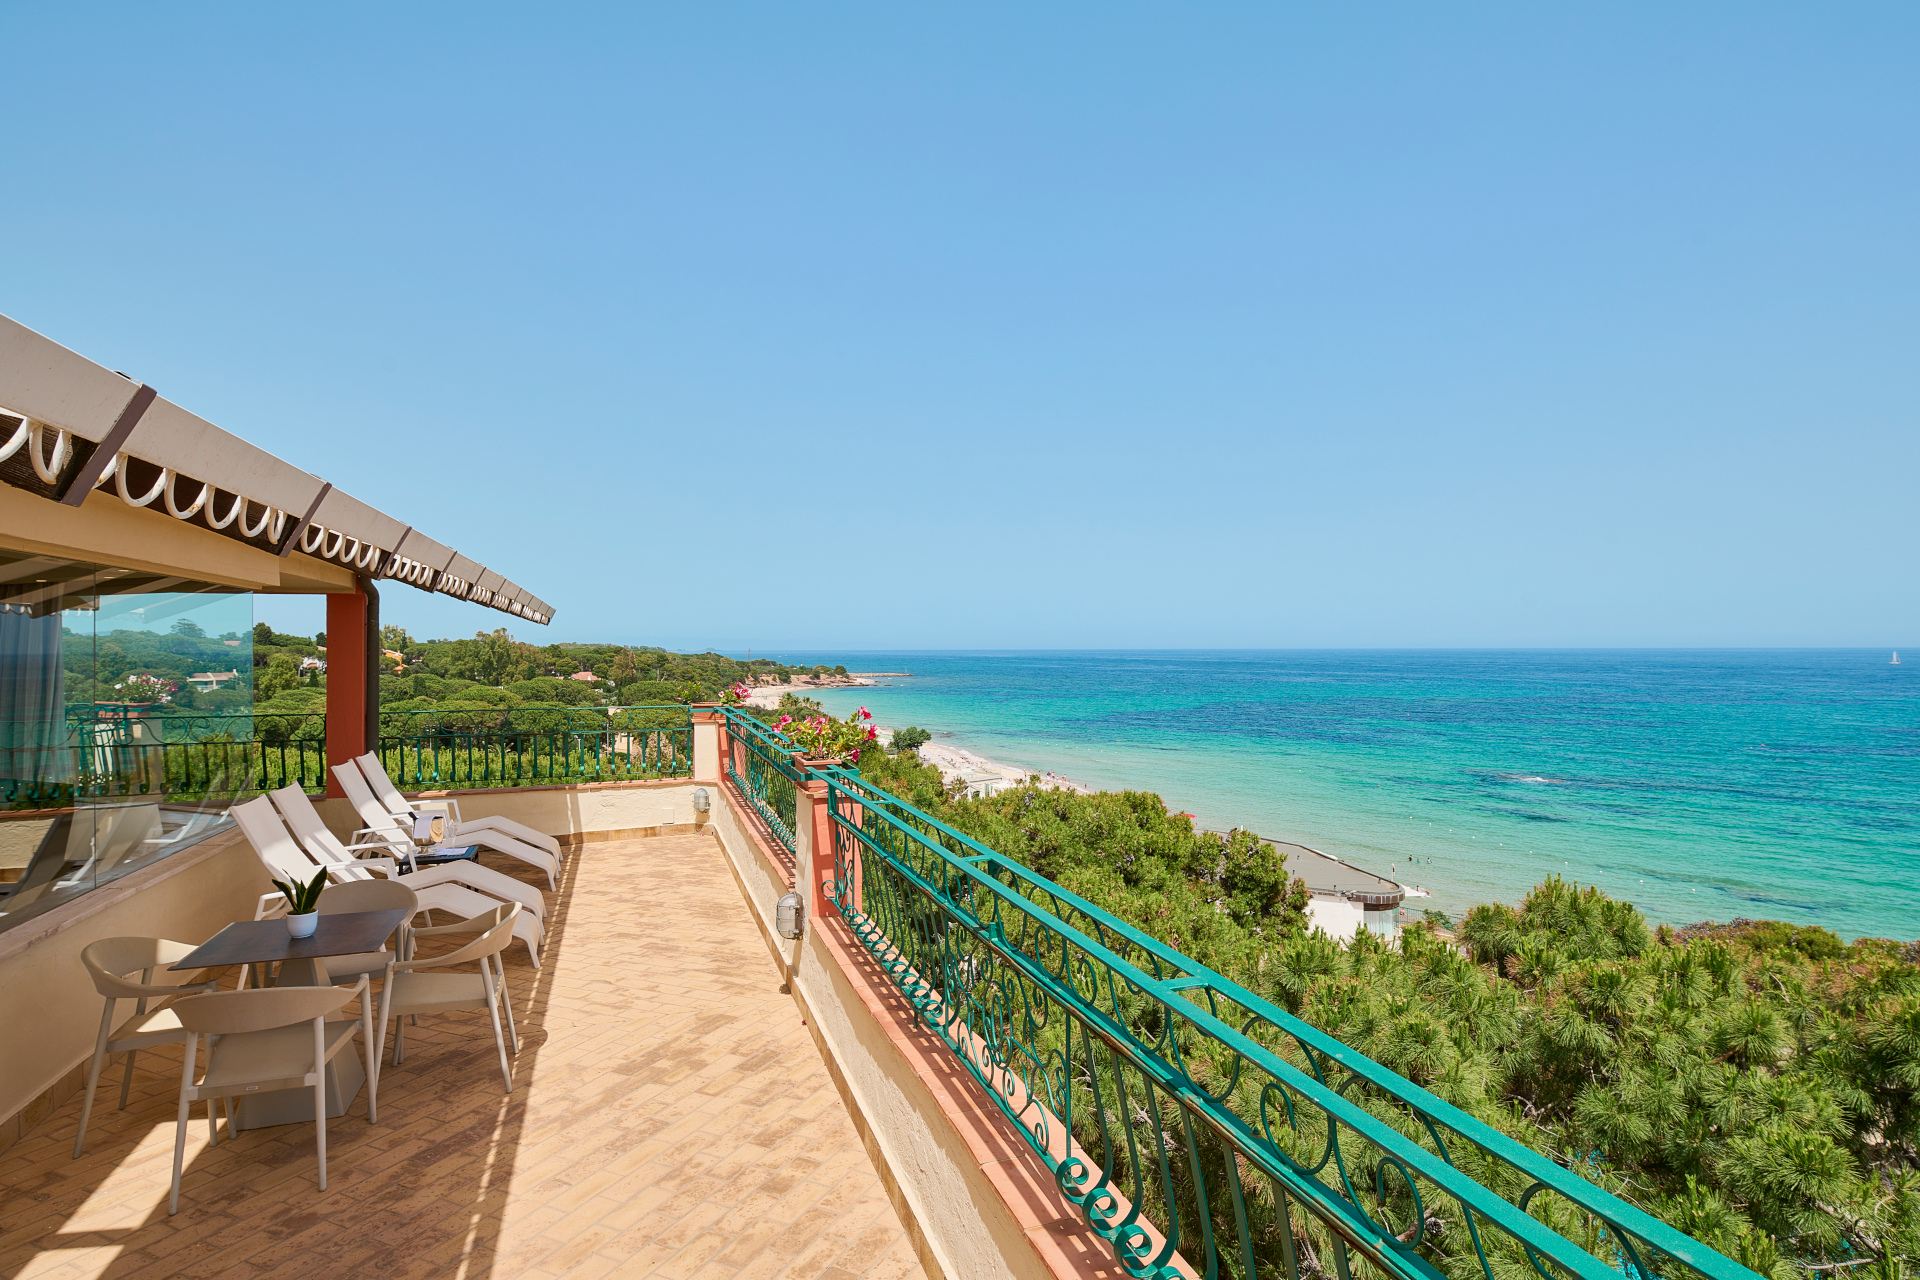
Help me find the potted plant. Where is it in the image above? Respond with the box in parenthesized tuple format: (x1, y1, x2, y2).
(272, 869, 328, 938)
(776, 707, 879, 766)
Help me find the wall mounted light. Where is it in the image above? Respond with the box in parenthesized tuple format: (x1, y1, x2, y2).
(776, 891, 804, 939)
(692, 787, 710, 813)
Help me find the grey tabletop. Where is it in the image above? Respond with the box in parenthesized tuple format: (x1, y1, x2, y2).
(170, 908, 411, 971)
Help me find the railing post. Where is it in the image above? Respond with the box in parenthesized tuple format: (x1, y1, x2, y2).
(689, 704, 722, 783)
(796, 770, 834, 923)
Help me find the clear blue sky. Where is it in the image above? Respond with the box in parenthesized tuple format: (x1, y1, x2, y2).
(4, 5, 1914, 650)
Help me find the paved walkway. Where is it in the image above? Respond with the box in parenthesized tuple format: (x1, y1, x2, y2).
(0, 832, 926, 1280)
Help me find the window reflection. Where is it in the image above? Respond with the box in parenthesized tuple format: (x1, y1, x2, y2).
(0, 580, 252, 932)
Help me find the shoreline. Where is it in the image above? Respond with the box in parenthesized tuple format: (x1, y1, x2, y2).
(870, 725, 1435, 924)
(878, 728, 1095, 796)
(743, 676, 874, 707)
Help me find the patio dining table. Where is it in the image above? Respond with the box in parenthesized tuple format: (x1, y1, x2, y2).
(168, 908, 409, 1129)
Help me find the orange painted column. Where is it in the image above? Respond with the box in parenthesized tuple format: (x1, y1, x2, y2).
(324, 588, 368, 798)
(802, 772, 836, 915)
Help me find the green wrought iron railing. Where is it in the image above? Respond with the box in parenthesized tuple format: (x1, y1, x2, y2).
(376, 706, 693, 789)
(6, 711, 326, 808)
(724, 710, 801, 853)
(697, 708, 1752, 1280)
(5, 705, 695, 808)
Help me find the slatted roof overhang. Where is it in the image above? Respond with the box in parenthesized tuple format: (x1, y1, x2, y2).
(0, 313, 553, 625)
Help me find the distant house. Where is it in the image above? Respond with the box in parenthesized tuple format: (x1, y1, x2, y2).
(569, 671, 600, 683)
(299, 656, 326, 673)
(185, 670, 241, 693)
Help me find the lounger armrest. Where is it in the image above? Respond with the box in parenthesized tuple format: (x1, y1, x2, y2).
(353, 857, 401, 876)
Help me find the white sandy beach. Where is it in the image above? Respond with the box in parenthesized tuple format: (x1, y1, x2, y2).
(742, 676, 873, 708)
(886, 731, 1094, 796)
(886, 732, 1433, 905)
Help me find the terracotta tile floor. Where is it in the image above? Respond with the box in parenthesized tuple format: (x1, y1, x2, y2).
(0, 833, 927, 1280)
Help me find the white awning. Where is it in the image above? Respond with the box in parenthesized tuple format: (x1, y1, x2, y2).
(0, 313, 553, 624)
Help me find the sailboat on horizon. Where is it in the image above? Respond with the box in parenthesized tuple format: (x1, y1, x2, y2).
(1895, 651, 1902, 665)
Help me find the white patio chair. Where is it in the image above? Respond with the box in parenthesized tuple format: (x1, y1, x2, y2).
(315, 878, 418, 984)
(166, 977, 375, 1214)
(73, 937, 221, 1158)
(375, 904, 521, 1095)
(352, 752, 564, 861)
(256, 789, 547, 967)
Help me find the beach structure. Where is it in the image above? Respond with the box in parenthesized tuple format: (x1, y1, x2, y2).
(0, 313, 1756, 1279)
(955, 765, 1003, 799)
(1274, 840, 1407, 940)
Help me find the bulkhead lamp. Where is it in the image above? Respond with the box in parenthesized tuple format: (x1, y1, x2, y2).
(776, 891, 804, 940)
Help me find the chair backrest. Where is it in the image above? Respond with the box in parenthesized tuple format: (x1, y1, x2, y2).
(80, 936, 203, 1000)
(353, 753, 414, 819)
(268, 785, 377, 877)
(317, 878, 418, 916)
(231, 796, 321, 883)
(330, 763, 406, 840)
(172, 978, 368, 1036)
(418, 903, 520, 968)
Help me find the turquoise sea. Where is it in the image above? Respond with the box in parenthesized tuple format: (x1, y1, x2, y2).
(763, 651, 1918, 941)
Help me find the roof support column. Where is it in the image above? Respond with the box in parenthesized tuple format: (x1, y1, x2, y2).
(324, 584, 375, 798)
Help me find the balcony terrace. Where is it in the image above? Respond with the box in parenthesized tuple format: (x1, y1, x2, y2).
(0, 707, 1764, 1280)
(0, 313, 1763, 1279)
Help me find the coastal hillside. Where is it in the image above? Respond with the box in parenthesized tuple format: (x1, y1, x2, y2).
(246, 627, 865, 721)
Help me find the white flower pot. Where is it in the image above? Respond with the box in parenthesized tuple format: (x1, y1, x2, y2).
(286, 912, 318, 939)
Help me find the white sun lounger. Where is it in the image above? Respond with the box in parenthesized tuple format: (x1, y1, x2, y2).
(258, 787, 547, 967)
(352, 752, 564, 861)
(329, 764, 560, 890)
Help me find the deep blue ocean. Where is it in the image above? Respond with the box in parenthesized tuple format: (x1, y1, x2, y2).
(760, 650, 1918, 941)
